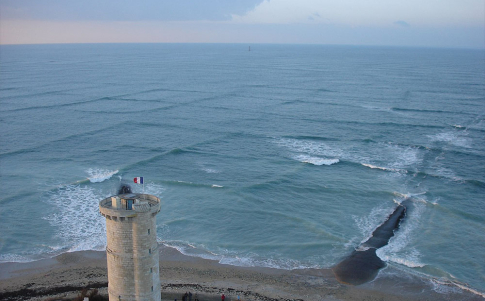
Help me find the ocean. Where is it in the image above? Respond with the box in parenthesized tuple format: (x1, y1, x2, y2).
(0, 43, 484, 296)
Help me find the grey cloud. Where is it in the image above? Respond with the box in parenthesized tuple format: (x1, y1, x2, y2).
(0, 0, 264, 21)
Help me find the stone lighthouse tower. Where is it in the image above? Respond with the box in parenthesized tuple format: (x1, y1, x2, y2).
(99, 192, 161, 301)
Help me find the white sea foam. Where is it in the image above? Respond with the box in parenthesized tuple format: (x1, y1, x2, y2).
(431, 279, 485, 298)
(430, 197, 440, 205)
(377, 200, 426, 269)
(352, 205, 395, 244)
(392, 191, 409, 199)
(354, 196, 427, 269)
(428, 152, 465, 182)
(130, 181, 165, 197)
(0, 253, 35, 263)
(44, 185, 107, 252)
(355, 143, 421, 176)
(294, 154, 339, 166)
(276, 138, 342, 165)
(0, 244, 66, 263)
(362, 163, 401, 173)
(276, 138, 340, 156)
(218, 255, 313, 270)
(276, 138, 424, 173)
(197, 161, 221, 174)
(176, 180, 193, 185)
(377, 248, 425, 268)
(215, 246, 318, 270)
(212, 184, 223, 188)
(164, 241, 316, 271)
(163, 241, 221, 261)
(435, 166, 463, 182)
(428, 131, 472, 148)
(86, 168, 119, 183)
(430, 279, 463, 295)
(392, 191, 426, 202)
(394, 192, 430, 206)
(356, 143, 422, 174)
(386, 144, 421, 169)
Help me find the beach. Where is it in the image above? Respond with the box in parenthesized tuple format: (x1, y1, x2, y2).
(0, 245, 482, 301)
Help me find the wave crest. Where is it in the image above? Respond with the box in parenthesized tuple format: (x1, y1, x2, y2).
(294, 155, 339, 166)
(362, 163, 403, 173)
(86, 168, 119, 183)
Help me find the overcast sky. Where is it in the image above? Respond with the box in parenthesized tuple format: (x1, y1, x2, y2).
(1, 0, 484, 48)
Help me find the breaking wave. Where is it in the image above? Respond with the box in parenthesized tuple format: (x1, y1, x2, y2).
(428, 131, 472, 148)
(275, 137, 342, 166)
(44, 185, 107, 252)
(361, 163, 403, 173)
(376, 199, 426, 269)
(294, 155, 339, 166)
(163, 241, 317, 270)
(86, 168, 119, 183)
(431, 280, 485, 298)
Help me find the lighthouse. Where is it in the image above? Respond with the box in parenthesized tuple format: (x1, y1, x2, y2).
(99, 192, 161, 301)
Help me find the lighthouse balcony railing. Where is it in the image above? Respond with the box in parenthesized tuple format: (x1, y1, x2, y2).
(99, 194, 160, 217)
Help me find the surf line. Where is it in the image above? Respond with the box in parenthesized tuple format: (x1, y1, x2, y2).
(332, 199, 411, 285)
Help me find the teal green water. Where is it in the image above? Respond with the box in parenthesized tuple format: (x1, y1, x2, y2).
(0, 44, 484, 295)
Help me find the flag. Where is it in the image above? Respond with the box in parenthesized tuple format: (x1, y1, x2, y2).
(134, 177, 144, 184)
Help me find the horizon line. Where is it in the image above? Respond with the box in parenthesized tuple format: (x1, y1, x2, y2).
(1, 41, 484, 51)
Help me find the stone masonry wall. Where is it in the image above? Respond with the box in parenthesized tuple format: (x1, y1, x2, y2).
(102, 197, 161, 301)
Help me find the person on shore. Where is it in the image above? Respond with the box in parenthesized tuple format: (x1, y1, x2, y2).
(221, 293, 225, 301)
(189, 291, 192, 301)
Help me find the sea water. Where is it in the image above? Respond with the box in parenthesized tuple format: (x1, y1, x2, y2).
(0, 43, 484, 295)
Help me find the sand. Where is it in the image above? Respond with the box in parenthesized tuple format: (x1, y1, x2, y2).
(0, 245, 482, 301)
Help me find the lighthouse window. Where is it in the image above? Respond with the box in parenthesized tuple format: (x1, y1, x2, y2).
(151, 286, 153, 292)
(150, 267, 153, 273)
(149, 248, 151, 254)
(148, 229, 150, 235)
